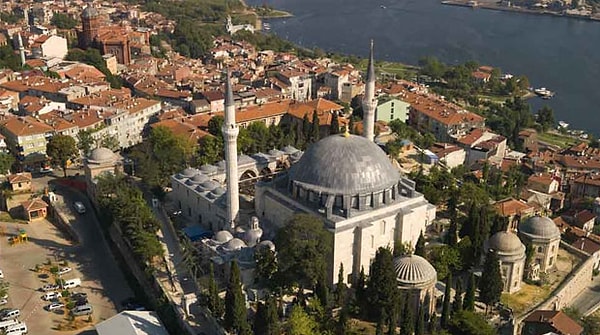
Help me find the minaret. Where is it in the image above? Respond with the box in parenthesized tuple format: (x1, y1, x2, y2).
(17, 34, 25, 67)
(362, 39, 377, 142)
(222, 69, 239, 230)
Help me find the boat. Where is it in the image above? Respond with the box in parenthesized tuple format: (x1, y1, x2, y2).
(380, 5, 387, 8)
(558, 121, 569, 128)
(534, 87, 555, 99)
(262, 23, 271, 31)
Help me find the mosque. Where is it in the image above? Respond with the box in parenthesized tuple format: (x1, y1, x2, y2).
(171, 42, 436, 285)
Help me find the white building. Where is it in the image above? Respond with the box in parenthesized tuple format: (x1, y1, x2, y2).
(485, 231, 526, 294)
(31, 35, 68, 60)
(96, 311, 169, 335)
(518, 216, 560, 273)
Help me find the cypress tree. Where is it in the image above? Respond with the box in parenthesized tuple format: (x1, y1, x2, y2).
(400, 298, 414, 335)
(336, 306, 349, 335)
(415, 303, 425, 335)
(311, 110, 320, 142)
(335, 263, 347, 307)
(463, 272, 476, 311)
(302, 113, 311, 143)
(330, 112, 340, 134)
(224, 261, 250, 334)
(447, 218, 459, 247)
(254, 295, 280, 335)
(428, 313, 437, 333)
(375, 309, 387, 335)
(349, 117, 355, 135)
(207, 263, 224, 318)
(452, 279, 464, 314)
(355, 267, 367, 316)
(441, 272, 452, 329)
(414, 231, 426, 257)
(479, 250, 503, 312)
(387, 311, 397, 335)
(315, 276, 330, 309)
(367, 248, 399, 321)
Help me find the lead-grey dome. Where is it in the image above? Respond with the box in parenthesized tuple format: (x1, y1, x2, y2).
(88, 147, 116, 164)
(289, 134, 400, 196)
(519, 216, 560, 240)
(213, 230, 233, 244)
(488, 231, 525, 255)
(82, 6, 99, 18)
(394, 255, 437, 288)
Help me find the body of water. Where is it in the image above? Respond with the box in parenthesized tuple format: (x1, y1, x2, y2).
(249, 0, 600, 135)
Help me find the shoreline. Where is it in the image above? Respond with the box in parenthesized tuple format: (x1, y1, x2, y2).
(441, 0, 600, 22)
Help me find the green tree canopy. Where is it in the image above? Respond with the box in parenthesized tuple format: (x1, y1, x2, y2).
(479, 250, 503, 309)
(253, 295, 280, 335)
(274, 214, 332, 289)
(286, 305, 318, 335)
(367, 248, 399, 321)
(448, 310, 497, 335)
(0, 153, 14, 175)
(51, 13, 78, 29)
(224, 261, 250, 334)
(46, 134, 78, 177)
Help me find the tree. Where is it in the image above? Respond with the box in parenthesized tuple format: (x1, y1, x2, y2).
(479, 250, 503, 311)
(315, 276, 330, 309)
(463, 272, 476, 312)
(427, 245, 461, 281)
(207, 263, 224, 318)
(336, 306, 349, 335)
(400, 298, 414, 335)
(367, 248, 399, 321)
(415, 231, 426, 257)
(77, 129, 95, 157)
(452, 279, 463, 314)
(46, 135, 78, 177)
(441, 272, 452, 329)
(208, 115, 224, 136)
(311, 110, 320, 143)
(275, 214, 332, 289)
(302, 114, 311, 144)
(253, 295, 280, 335)
(582, 313, 600, 335)
(286, 305, 318, 335)
(355, 266, 367, 315)
(51, 13, 78, 29)
(335, 263, 347, 307)
(0, 152, 14, 174)
(330, 113, 340, 135)
(255, 246, 278, 287)
(100, 134, 120, 151)
(447, 310, 496, 335)
(536, 105, 555, 132)
(224, 261, 250, 334)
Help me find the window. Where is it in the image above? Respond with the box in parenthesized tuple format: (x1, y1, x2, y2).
(549, 257, 554, 266)
(537, 246, 543, 253)
(371, 235, 374, 248)
(381, 221, 386, 235)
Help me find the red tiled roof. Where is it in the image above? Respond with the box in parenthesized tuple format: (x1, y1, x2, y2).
(7, 173, 32, 184)
(524, 310, 583, 335)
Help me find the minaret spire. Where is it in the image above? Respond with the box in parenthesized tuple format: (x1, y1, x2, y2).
(362, 39, 376, 142)
(222, 69, 239, 230)
(17, 34, 25, 67)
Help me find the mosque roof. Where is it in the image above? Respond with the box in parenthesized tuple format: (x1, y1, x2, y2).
(519, 215, 561, 240)
(394, 254, 437, 288)
(289, 134, 400, 196)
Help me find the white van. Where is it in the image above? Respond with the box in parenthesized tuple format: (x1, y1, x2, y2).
(73, 201, 86, 214)
(71, 304, 92, 316)
(5, 322, 27, 334)
(0, 309, 20, 321)
(0, 318, 18, 330)
(62, 278, 81, 289)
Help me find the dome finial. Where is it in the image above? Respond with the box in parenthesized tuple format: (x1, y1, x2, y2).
(343, 124, 350, 138)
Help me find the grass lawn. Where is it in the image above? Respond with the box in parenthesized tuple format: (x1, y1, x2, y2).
(501, 283, 552, 315)
(538, 131, 579, 148)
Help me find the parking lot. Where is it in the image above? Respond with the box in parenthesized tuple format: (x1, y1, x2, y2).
(0, 189, 133, 334)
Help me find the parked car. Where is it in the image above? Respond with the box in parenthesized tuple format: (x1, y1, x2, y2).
(0, 270, 4, 278)
(74, 299, 88, 307)
(0, 309, 19, 320)
(0, 299, 7, 306)
(121, 298, 145, 311)
(73, 202, 86, 214)
(40, 284, 59, 292)
(42, 292, 61, 301)
(57, 267, 72, 276)
(71, 292, 87, 300)
(45, 302, 64, 311)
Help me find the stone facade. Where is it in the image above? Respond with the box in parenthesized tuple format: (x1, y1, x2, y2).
(518, 216, 561, 273)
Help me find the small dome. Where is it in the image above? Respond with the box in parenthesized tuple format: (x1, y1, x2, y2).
(190, 173, 208, 184)
(211, 187, 226, 196)
(282, 145, 299, 154)
(200, 180, 219, 191)
(181, 168, 197, 178)
(258, 240, 276, 252)
(394, 255, 437, 288)
(244, 227, 263, 247)
(213, 230, 233, 244)
(488, 231, 525, 255)
(519, 216, 560, 240)
(82, 6, 99, 18)
(200, 164, 218, 174)
(224, 238, 246, 251)
(216, 160, 226, 170)
(268, 149, 284, 157)
(88, 147, 117, 164)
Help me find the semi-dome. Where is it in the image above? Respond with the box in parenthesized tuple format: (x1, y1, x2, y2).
(289, 134, 400, 196)
(82, 6, 99, 18)
(394, 254, 437, 288)
(213, 230, 233, 244)
(519, 216, 560, 240)
(224, 238, 246, 251)
(488, 231, 526, 255)
(88, 147, 117, 164)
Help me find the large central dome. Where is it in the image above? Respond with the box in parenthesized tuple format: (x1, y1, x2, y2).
(289, 134, 400, 196)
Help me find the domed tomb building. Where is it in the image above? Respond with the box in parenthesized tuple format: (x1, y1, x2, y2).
(84, 147, 121, 201)
(394, 254, 437, 315)
(518, 215, 560, 273)
(485, 231, 526, 293)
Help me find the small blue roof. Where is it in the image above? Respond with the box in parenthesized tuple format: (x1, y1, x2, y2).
(182, 226, 212, 242)
(400, 139, 412, 146)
